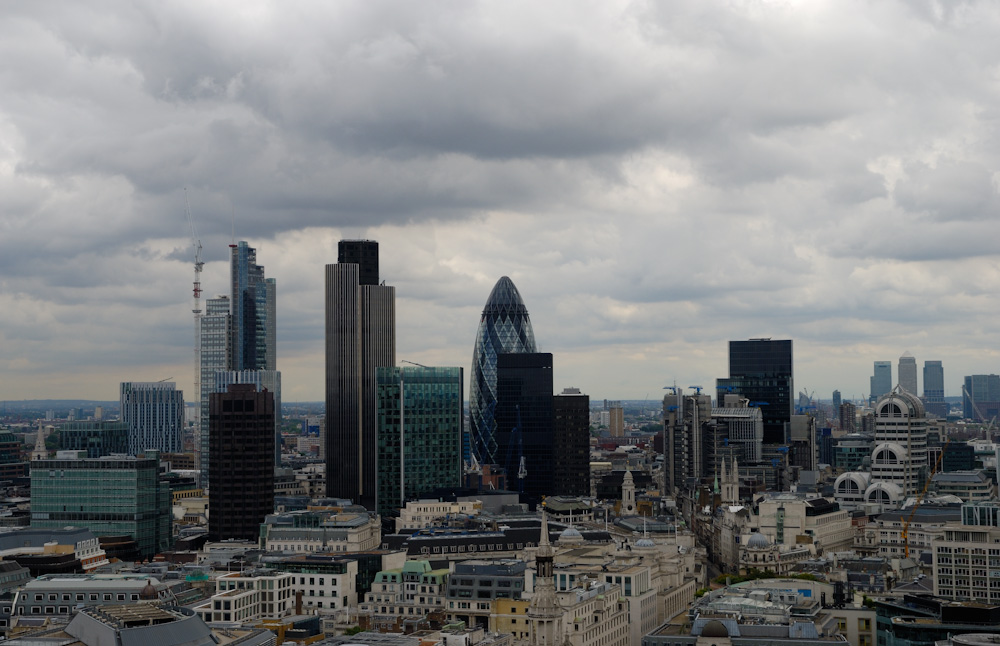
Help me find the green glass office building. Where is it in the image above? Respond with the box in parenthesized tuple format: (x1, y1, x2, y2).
(29, 452, 171, 559)
(376, 366, 463, 517)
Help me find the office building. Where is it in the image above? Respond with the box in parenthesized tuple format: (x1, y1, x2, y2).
(832, 390, 842, 411)
(870, 360, 892, 404)
(214, 369, 282, 465)
(553, 388, 591, 497)
(716, 338, 793, 444)
(208, 384, 275, 541)
(200, 241, 281, 484)
(608, 401, 624, 437)
(29, 452, 172, 559)
(58, 420, 128, 458)
(711, 402, 764, 463)
(199, 294, 230, 484)
(229, 241, 276, 372)
(326, 240, 395, 510)
(120, 382, 184, 455)
(470, 276, 538, 467)
(963, 374, 1000, 421)
(495, 353, 553, 504)
(924, 360, 945, 401)
(0, 430, 26, 480)
(898, 352, 918, 395)
(870, 388, 929, 499)
(663, 390, 713, 493)
(375, 366, 464, 517)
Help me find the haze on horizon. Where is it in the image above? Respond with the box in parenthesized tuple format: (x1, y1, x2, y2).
(1, 1, 999, 405)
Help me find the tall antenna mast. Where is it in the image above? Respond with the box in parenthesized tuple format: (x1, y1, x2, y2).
(185, 189, 204, 474)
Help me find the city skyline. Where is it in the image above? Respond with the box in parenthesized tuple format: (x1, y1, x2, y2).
(2, 2, 1000, 402)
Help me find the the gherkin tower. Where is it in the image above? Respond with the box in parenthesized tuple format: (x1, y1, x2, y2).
(470, 276, 537, 465)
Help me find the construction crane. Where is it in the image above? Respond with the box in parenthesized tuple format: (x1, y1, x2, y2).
(184, 189, 204, 472)
(689, 386, 704, 395)
(902, 433, 951, 558)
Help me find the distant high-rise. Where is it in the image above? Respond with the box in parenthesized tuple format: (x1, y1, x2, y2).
(553, 387, 591, 497)
(870, 361, 892, 404)
(470, 277, 538, 466)
(898, 352, 918, 395)
(375, 366, 463, 517)
(923, 361, 945, 402)
(608, 402, 624, 437)
(208, 383, 275, 541)
(120, 382, 184, 455)
(839, 402, 857, 434)
(716, 338, 793, 444)
(832, 390, 842, 411)
(495, 352, 553, 504)
(963, 374, 1000, 421)
(325, 240, 395, 510)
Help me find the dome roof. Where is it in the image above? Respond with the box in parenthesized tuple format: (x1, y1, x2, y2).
(701, 620, 729, 638)
(139, 581, 158, 601)
(746, 532, 770, 548)
(875, 390, 926, 418)
(557, 526, 583, 543)
(484, 276, 530, 312)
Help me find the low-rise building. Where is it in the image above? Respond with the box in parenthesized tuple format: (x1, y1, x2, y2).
(395, 500, 482, 532)
(192, 569, 295, 623)
(11, 573, 172, 618)
(260, 510, 381, 553)
(931, 471, 996, 502)
(360, 559, 449, 631)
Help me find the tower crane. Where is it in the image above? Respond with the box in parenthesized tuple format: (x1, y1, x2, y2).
(185, 189, 204, 472)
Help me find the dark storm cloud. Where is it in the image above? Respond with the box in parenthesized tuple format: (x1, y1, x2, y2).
(2, 0, 1000, 399)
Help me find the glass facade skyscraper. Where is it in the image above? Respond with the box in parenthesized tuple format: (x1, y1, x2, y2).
(200, 241, 280, 487)
(375, 366, 463, 517)
(870, 360, 892, 404)
(716, 339, 793, 445)
(495, 352, 553, 504)
(470, 277, 537, 466)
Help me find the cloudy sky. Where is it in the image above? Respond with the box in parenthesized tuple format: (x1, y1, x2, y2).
(2, 0, 999, 404)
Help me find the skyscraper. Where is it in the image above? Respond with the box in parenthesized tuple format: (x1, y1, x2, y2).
(120, 382, 184, 455)
(470, 277, 538, 466)
(923, 361, 945, 402)
(963, 374, 1000, 421)
(200, 241, 281, 487)
(375, 366, 463, 517)
(495, 352, 553, 505)
(208, 383, 275, 541)
(898, 352, 918, 395)
(229, 241, 276, 372)
(832, 390, 842, 411)
(716, 338, 793, 445)
(553, 388, 590, 497)
(325, 240, 395, 510)
(199, 295, 230, 484)
(870, 361, 892, 404)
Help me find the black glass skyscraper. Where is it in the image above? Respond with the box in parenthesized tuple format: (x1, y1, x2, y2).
(717, 338, 793, 445)
(325, 240, 395, 510)
(553, 388, 590, 497)
(495, 352, 553, 506)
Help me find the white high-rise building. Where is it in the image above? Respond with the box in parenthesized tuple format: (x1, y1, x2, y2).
(120, 382, 184, 454)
